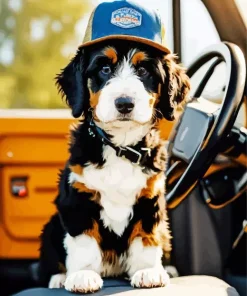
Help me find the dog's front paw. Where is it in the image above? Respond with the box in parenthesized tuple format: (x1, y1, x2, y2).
(48, 273, 66, 288)
(64, 270, 103, 293)
(131, 267, 170, 288)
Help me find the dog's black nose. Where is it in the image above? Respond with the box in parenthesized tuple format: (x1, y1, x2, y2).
(115, 97, 134, 114)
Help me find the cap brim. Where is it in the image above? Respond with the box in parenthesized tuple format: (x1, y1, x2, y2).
(79, 35, 171, 54)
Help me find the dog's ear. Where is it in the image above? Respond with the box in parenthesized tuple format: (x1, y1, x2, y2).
(56, 49, 89, 118)
(157, 54, 191, 121)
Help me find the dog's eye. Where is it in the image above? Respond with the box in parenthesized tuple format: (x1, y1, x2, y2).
(101, 65, 111, 75)
(137, 66, 148, 77)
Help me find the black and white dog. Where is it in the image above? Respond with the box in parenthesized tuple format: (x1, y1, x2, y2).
(38, 39, 190, 293)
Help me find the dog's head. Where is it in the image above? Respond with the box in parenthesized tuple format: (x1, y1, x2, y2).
(56, 40, 190, 129)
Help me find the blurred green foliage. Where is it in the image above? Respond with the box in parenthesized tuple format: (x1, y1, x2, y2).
(0, 0, 92, 108)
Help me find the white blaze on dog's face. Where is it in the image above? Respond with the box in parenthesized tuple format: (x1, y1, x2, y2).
(86, 45, 164, 129)
(94, 50, 154, 124)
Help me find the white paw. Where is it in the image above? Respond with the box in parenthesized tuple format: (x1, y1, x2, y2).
(131, 267, 170, 288)
(64, 270, 103, 293)
(48, 273, 66, 288)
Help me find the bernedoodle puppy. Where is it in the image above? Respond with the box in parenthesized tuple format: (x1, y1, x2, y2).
(37, 1, 190, 293)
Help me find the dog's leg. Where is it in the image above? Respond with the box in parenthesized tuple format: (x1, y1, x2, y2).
(38, 214, 67, 288)
(126, 237, 170, 288)
(63, 233, 103, 293)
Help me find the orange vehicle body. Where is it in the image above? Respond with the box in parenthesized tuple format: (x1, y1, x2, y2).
(0, 110, 74, 259)
(0, 109, 175, 259)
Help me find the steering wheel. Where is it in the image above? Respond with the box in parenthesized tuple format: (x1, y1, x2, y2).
(166, 42, 246, 209)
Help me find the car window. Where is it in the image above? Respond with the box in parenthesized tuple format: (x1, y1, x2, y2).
(180, 0, 227, 104)
(235, 0, 247, 26)
(181, 0, 245, 126)
(181, 0, 220, 66)
(0, 0, 172, 109)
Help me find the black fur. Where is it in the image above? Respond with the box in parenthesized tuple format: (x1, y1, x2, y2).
(38, 167, 165, 286)
(37, 120, 168, 286)
(157, 54, 191, 120)
(56, 49, 90, 118)
(69, 121, 105, 167)
(55, 40, 189, 120)
(38, 40, 189, 287)
(38, 214, 66, 286)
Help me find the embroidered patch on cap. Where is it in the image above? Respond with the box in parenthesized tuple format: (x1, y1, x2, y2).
(111, 7, 142, 29)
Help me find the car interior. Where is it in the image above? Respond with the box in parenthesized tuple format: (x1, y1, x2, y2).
(0, 0, 246, 295)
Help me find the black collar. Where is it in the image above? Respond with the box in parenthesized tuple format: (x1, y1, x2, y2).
(87, 114, 151, 166)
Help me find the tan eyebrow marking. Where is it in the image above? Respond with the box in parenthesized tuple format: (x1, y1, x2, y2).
(103, 47, 118, 64)
(131, 51, 148, 65)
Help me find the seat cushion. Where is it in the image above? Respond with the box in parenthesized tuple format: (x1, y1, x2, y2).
(13, 276, 239, 296)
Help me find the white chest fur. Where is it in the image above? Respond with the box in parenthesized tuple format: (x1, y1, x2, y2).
(69, 146, 149, 236)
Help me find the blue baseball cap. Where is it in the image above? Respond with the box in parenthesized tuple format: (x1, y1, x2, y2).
(80, 0, 171, 53)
